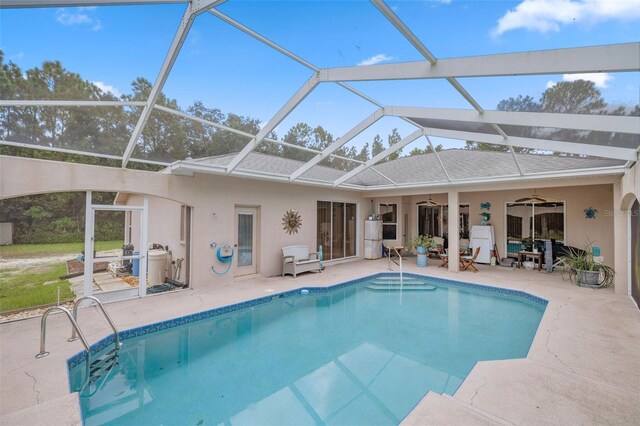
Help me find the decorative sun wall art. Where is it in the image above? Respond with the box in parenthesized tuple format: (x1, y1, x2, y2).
(282, 209, 302, 234)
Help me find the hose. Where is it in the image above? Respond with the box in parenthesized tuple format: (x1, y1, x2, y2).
(212, 246, 234, 276)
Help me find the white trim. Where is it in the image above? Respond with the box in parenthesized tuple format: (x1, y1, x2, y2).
(289, 108, 385, 182)
(209, 9, 318, 72)
(370, 167, 397, 185)
(628, 210, 633, 296)
(207, 8, 384, 110)
(0, 100, 146, 107)
(171, 159, 626, 192)
(0, 140, 171, 166)
(84, 192, 94, 298)
(333, 128, 424, 186)
(320, 43, 640, 82)
(122, 1, 226, 167)
(370, 0, 437, 64)
(386, 106, 640, 135)
(92, 204, 146, 211)
(154, 104, 323, 155)
(139, 196, 148, 297)
(0, 0, 186, 8)
(225, 73, 321, 174)
(418, 128, 637, 161)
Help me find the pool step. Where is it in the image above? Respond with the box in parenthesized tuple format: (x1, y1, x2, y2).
(370, 278, 428, 285)
(366, 283, 437, 291)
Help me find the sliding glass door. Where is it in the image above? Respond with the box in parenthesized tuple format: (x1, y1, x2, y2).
(418, 204, 469, 238)
(506, 202, 565, 253)
(318, 201, 357, 261)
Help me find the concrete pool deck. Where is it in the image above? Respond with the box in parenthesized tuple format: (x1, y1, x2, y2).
(1, 259, 639, 425)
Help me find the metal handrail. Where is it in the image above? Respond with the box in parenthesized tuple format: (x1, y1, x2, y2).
(69, 296, 120, 349)
(386, 246, 404, 288)
(36, 306, 91, 360)
(387, 246, 403, 270)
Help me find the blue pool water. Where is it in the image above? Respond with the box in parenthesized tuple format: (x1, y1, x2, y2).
(69, 274, 546, 425)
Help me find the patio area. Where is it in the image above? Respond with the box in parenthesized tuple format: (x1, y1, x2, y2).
(1, 259, 639, 425)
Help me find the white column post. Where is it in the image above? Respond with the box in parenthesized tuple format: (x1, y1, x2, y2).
(613, 181, 630, 295)
(448, 191, 460, 272)
(139, 196, 149, 297)
(83, 191, 94, 297)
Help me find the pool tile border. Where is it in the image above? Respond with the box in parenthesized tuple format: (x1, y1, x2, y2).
(67, 272, 547, 370)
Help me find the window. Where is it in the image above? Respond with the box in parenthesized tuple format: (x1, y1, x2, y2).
(379, 203, 397, 240)
(317, 201, 357, 260)
(179, 205, 188, 244)
(506, 202, 565, 244)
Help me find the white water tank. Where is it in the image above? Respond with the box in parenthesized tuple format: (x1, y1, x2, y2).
(148, 249, 167, 286)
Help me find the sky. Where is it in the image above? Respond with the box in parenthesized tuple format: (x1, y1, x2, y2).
(1, 0, 639, 160)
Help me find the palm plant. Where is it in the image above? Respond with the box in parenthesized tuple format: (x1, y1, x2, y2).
(559, 243, 615, 288)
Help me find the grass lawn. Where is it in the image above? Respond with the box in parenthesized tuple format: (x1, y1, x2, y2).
(0, 263, 74, 312)
(0, 240, 123, 258)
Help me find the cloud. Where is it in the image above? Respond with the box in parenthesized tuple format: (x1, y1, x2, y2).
(357, 54, 394, 66)
(93, 81, 121, 97)
(492, 0, 640, 37)
(546, 72, 614, 89)
(55, 7, 102, 31)
(562, 72, 613, 88)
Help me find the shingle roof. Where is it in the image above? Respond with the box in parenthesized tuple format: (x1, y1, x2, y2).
(189, 150, 625, 187)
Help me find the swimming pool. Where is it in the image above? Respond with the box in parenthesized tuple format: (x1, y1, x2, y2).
(68, 273, 547, 425)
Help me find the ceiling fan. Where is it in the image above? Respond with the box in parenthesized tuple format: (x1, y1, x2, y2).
(514, 190, 560, 204)
(416, 195, 441, 206)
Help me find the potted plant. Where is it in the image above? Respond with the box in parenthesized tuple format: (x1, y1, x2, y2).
(409, 235, 435, 254)
(409, 234, 435, 267)
(559, 244, 615, 288)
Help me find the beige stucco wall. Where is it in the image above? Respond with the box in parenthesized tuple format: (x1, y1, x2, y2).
(1, 155, 631, 293)
(122, 194, 187, 281)
(392, 185, 615, 268)
(0, 156, 365, 287)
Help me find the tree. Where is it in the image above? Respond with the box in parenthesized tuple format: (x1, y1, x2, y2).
(497, 95, 540, 113)
(371, 134, 384, 157)
(385, 128, 402, 161)
(409, 142, 443, 156)
(281, 123, 323, 162)
(541, 80, 605, 114)
(355, 143, 370, 162)
(465, 81, 616, 154)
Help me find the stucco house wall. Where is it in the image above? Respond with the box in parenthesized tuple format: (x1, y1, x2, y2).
(118, 172, 366, 286)
(0, 155, 633, 293)
(396, 184, 615, 267)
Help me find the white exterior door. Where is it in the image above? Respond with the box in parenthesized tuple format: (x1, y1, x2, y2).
(235, 207, 257, 276)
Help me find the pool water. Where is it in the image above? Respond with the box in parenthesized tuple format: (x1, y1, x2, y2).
(69, 275, 546, 425)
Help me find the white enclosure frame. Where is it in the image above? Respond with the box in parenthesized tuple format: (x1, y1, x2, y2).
(84, 191, 148, 303)
(0, 0, 638, 190)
